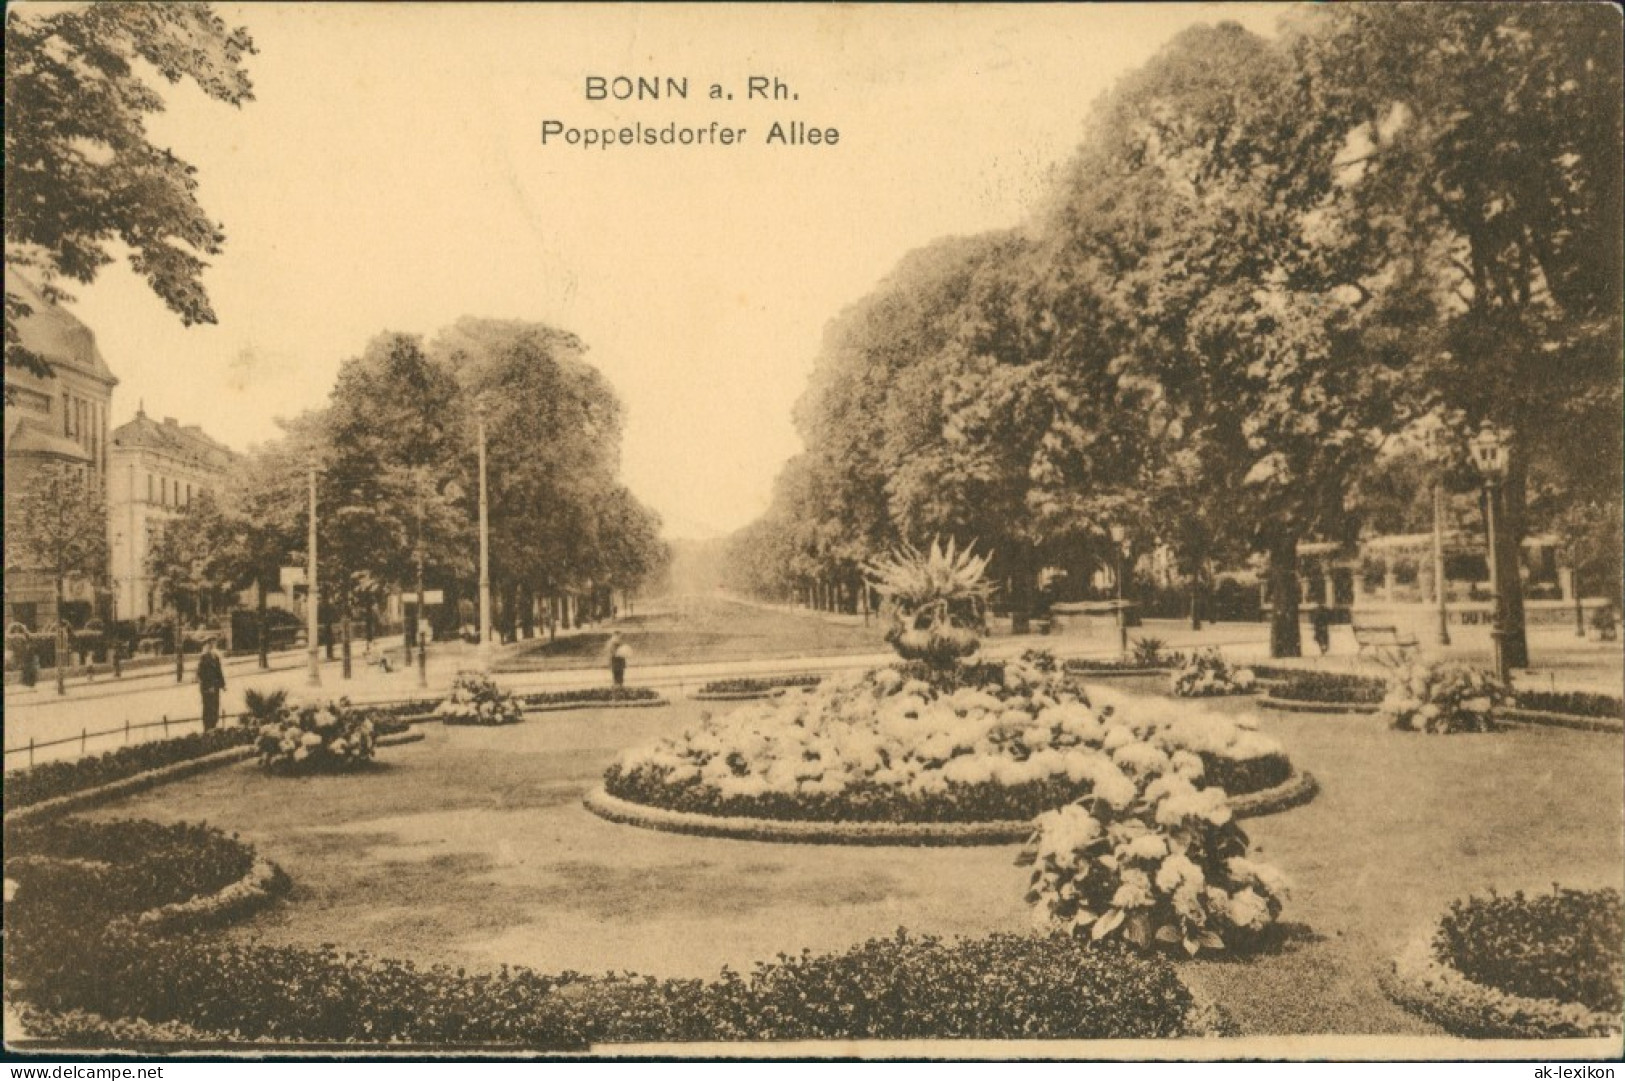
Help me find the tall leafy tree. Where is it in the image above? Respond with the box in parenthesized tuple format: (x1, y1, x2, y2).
(1299, 3, 1624, 663)
(5, 3, 255, 395)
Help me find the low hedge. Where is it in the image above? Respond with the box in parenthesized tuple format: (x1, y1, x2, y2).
(4, 710, 421, 815)
(1435, 887, 1623, 1016)
(697, 675, 823, 696)
(13, 929, 1208, 1045)
(1511, 690, 1624, 721)
(1262, 670, 1388, 705)
(602, 751, 1291, 826)
(1064, 658, 1171, 674)
(3, 728, 255, 813)
(519, 686, 662, 708)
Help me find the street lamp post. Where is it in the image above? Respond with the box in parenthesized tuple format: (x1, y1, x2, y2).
(306, 460, 321, 687)
(1109, 524, 1129, 657)
(477, 406, 493, 669)
(1432, 481, 1451, 647)
(1469, 423, 1511, 683)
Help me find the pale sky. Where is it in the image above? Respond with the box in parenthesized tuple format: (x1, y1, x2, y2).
(57, 2, 1289, 539)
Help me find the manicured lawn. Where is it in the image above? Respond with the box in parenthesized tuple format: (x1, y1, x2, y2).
(79, 682, 1623, 1035)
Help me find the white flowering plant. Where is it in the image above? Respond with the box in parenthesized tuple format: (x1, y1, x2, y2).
(1382, 662, 1507, 734)
(436, 671, 524, 726)
(256, 698, 377, 773)
(606, 656, 1292, 824)
(1017, 770, 1289, 956)
(1169, 650, 1257, 698)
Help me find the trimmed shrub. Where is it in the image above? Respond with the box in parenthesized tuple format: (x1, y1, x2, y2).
(12, 929, 1205, 1045)
(1435, 888, 1623, 1016)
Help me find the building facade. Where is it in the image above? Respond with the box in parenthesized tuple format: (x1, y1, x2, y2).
(3, 274, 119, 630)
(108, 409, 238, 620)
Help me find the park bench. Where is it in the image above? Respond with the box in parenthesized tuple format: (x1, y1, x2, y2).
(1352, 623, 1419, 665)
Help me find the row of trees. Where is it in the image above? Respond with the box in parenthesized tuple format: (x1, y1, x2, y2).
(146, 319, 669, 672)
(726, 6, 1623, 657)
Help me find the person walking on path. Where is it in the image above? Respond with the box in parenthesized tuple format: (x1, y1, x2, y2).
(607, 631, 631, 688)
(197, 638, 227, 731)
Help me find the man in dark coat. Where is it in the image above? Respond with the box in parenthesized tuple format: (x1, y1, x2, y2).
(197, 638, 227, 731)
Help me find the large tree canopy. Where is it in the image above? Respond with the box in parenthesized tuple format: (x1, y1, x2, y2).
(728, 8, 1621, 658)
(5, 2, 254, 390)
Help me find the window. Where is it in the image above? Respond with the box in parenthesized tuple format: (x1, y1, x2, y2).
(147, 474, 154, 503)
(186, 482, 192, 505)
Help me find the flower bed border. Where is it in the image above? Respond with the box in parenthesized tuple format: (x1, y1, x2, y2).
(583, 767, 1318, 846)
(4, 746, 257, 825)
(1494, 707, 1623, 735)
(1381, 930, 1623, 1039)
(1064, 666, 1170, 678)
(691, 689, 788, 701)
(4, 730, 425, 826)
(523, 696, 670, 714)
(1259, 696, 1380, 715)
(114, 857, 288, 935)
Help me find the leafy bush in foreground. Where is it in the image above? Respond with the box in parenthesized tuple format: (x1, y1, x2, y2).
(1435, 888, 1623, 1015)
(14, 928, 1204, 1045)
(6, 820, 1207, 1044)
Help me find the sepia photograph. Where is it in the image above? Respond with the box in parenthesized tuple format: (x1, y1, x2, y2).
(3, 0, 1622, 1064)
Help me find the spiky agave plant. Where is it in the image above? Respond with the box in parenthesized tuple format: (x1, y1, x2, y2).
(864, 537, 995, 666)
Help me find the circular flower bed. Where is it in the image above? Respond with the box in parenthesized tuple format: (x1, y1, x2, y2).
(1382, 662, 1507, 734)
(605, 655, 1296, 825)
(1385, 887, 1623, 1037)
(435, 671, 524, 726)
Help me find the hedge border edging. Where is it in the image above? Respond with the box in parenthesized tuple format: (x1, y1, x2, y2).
(523, 696, 670, 714)
(1064, 667, 1171, 678)
(691, 689, 787, 702)
(4, 745, 257, 825)
(583, 767, 1318, 847)
(115, 857, 287, 935)
(1226, 769, 1318, 817)
(1259, 696, 1380, 715)
(1495, 707, 1624, 735)
(1381, 930, 1623, 1039)
(5, 730, 426, 825)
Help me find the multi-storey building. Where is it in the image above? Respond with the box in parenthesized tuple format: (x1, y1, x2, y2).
(3, 274, 119, 630)
(107, 408, 239, 621)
